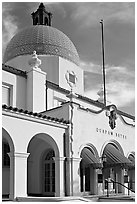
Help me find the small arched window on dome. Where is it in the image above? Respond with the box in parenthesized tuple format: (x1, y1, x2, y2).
(45, 17, 49, 26)
(35, 16, 38, 25)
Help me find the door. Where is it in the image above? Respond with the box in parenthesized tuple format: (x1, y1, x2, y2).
(43, 149, 55, 196)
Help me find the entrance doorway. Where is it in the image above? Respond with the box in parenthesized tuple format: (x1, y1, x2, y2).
(43, 149, 55, 196)
(80, 146, 101, 195)
(27, 134, 60, 197)
(102, 142, 133, 194)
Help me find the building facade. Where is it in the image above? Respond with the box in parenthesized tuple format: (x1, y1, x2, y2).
(2, 3, 135, 200)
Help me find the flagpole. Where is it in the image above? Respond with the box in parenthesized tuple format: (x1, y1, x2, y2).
(100, 19, 106, 106)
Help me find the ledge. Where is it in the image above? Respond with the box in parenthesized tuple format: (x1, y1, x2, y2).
(2, 64, 27, 78)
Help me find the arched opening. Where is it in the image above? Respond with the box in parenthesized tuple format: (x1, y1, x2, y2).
(102, 141, 132, 194)
(2, 128, 14, 199)
(35, 16, 38, 25)
(79, 144, 101, 195)
(45, 17, 48, 25)
(2, 139, 10, 197)
(27, 133, 59, 197)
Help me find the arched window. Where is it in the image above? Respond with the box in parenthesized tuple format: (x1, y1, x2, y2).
(45, 17, 48, 25)
(45, 149, 55, 160)
(44, 149, 55, 194)
(35, 17, 38, 25)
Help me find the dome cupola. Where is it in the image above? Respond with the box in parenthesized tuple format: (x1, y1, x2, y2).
(31, 3, 52, 26)
(3, 3, 80, 65)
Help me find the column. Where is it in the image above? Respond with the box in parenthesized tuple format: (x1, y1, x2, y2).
(115, 170, 118, 194)
(72, 157, 82, 196)
(93, 169, 98, 195)
(53, 157, 65, 197)
(7, 151, 14, 200)
(117, 167, 124, 193)
(8, 152, 30, 200)
(102, 168, 105, 195)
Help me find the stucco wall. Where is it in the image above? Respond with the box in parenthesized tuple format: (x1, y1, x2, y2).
(6, 55, 33, 72)
(2, 70, 27, 109)
(16, 75, 27, 109)
(2, 112, 66, 154)
(40, 55, 59, 84)
(72, 104, 135, 158)
(59, 57, 84, 95)
(2, 111, 68, 197)
(6, 55, 59, 85)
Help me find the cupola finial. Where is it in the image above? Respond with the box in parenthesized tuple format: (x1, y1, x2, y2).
(31, 3, 53, 26)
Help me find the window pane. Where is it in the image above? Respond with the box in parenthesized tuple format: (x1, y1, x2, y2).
(69, 73, 75, 84)
(2, 86, 10, 106)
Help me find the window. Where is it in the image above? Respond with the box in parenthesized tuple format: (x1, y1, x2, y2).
(2, 142, 10, 167)
(44, 150, 55, 193)
(2, 84, 11, 106)
(45, 150, 55, 160)
(69, 73, 76, 84)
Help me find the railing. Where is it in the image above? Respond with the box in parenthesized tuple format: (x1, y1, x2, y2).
(105, 179, 135, 197)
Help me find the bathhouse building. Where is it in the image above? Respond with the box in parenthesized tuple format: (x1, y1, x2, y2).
(2, 3, 135, 200)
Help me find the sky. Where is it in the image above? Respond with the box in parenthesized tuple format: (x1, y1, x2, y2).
(2, 1, 135, 116)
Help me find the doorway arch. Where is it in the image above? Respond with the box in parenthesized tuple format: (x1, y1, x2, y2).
(79, 143, 100, 195)
(101, 140, 131, 194)
(27, 133, 60, 197)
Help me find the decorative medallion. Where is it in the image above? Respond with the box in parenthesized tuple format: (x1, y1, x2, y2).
(65, 70, 77, 89)
(106, 106, 118, 130)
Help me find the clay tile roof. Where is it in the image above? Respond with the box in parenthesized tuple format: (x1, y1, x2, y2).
(2, 104, 69, 125)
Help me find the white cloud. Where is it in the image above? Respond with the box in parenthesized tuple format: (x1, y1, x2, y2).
(80, 60, 102, 74)
(83, 60, 135, 109)
(85, 88, 100, 101)
(2, 4, 18, 55)
(85, 81, 135, 108)
(107, 82, 135, 107)
(81, 60, 135, 79)
(71, 2, 134, 28)
(106, 65, 135, 79)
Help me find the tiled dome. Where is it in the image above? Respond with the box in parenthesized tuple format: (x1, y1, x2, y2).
(3, 25, 80, 65)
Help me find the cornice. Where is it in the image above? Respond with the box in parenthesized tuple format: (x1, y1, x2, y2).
(2, 64, 27, 78)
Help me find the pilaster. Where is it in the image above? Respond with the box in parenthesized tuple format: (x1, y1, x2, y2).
(69, 157, 82, 196)
(53, 157, 65, 197)
(8, 152, 30, 200)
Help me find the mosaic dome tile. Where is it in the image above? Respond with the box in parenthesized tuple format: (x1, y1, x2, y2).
(3, 25, 80, 65)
